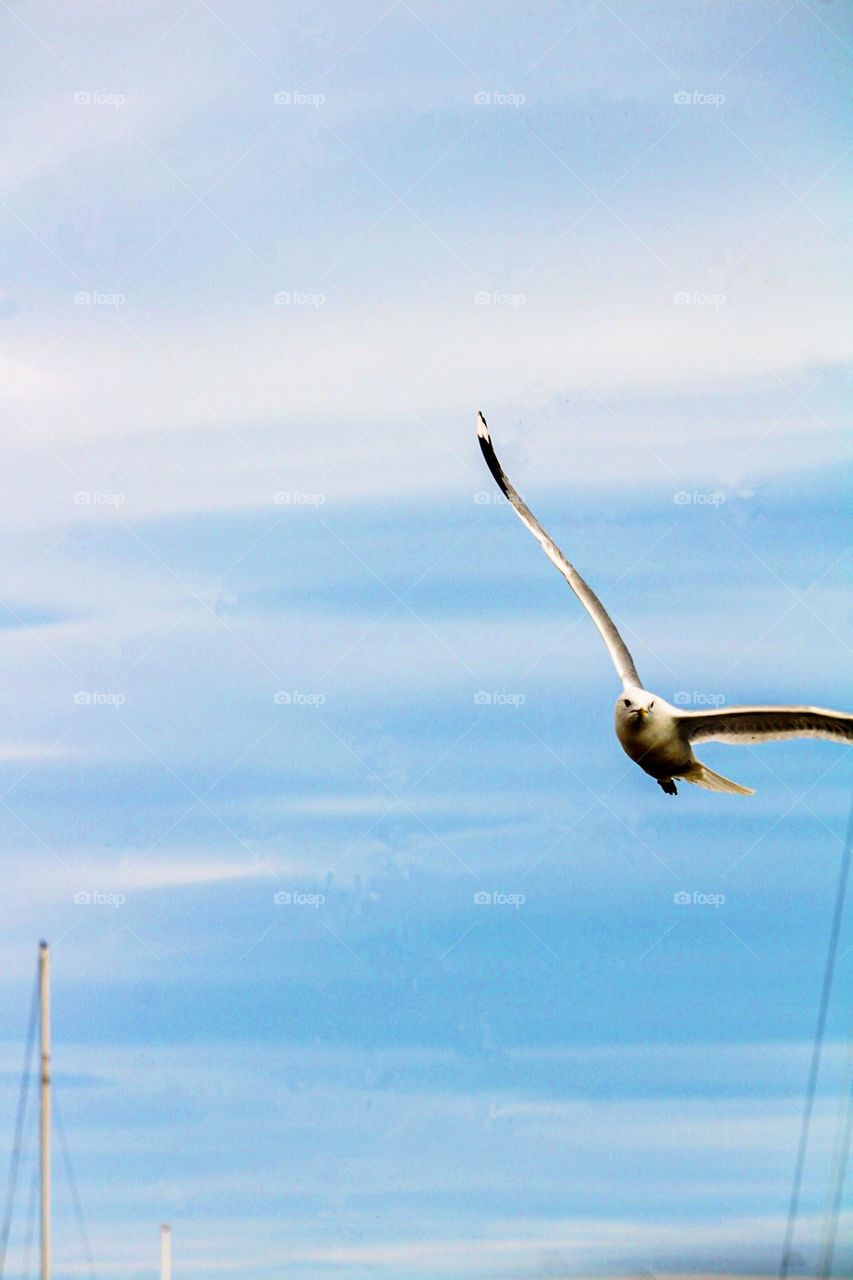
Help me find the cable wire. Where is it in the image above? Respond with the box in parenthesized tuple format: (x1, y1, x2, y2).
(21, 1160, 38, 1280)
(778, 792, 853, 1278)
(817, 1018, 853, 1279)
(0, 958, 39, 1279)
(54, 1092, 98, 1280)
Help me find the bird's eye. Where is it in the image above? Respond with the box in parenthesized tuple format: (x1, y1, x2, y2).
(623, 699, 630, 707)
(649, 701, 655, 709)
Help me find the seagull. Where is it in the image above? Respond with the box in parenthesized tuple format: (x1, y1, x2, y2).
(476, 412, 853, 796)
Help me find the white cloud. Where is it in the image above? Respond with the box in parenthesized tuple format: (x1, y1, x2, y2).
(1, 853, 287, 909)
(0, 740, 67, 762)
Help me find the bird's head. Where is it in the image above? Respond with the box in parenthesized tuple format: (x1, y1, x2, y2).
(615, 690, 656, 727)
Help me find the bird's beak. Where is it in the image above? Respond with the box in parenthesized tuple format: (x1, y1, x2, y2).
(631, 707, 649, 720)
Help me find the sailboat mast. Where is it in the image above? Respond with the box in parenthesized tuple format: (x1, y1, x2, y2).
(160, 1223, 171, 1280)
(39, 941, 51, 1280)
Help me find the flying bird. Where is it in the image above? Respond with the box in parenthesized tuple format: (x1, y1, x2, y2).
(476, 412, 853, 796)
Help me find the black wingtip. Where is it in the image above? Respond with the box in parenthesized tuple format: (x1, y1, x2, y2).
(475, 413, 511, 499)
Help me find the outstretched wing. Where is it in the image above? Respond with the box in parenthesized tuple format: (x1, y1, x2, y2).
(678, 705, 853, 745)
(477, 411, 641, 690)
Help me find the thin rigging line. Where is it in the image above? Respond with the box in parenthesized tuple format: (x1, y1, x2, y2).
(0, 957, 39, 1279)
(54, 1093, 98, 1280)
(779, 788, 853, 1278)
(817, 1017, 853, 1279)
(21, 1160, 38, 1280)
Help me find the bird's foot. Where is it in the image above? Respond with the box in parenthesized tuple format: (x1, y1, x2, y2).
(657, 777, 678, 796)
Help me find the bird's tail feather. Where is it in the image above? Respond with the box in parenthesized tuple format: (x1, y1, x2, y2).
(683, 761, 755, 796)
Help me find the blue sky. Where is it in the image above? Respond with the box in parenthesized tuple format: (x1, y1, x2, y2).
(1, 1, 851, 1276)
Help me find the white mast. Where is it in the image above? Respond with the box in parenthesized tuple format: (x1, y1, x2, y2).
(39, 941, 51, 1280)
(160, 1223, 171, 1280)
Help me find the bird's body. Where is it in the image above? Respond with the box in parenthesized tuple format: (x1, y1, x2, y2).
(614, 689, 754, 795)
(476, 412, 853, 797)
